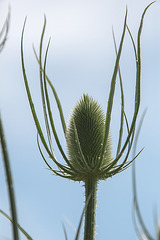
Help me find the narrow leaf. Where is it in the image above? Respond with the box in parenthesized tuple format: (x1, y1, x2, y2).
(0, 114, 19, 240)
(0, 210, 32, 240)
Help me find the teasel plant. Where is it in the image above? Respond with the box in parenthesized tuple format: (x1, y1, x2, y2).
(21, 2, 155, 239)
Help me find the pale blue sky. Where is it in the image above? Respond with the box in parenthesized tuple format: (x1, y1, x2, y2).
(0, 0, 160, 239)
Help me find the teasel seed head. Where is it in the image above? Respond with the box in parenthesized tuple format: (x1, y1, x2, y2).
(66, 94, 113, 181)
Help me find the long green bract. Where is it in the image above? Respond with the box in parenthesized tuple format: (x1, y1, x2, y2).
(42, 31, 80, 173)
(38, 17, 56, 158)
(21, 18, 72, 174)
(21, 18, 52, 158)
(102, 2, 155, 173)
(99, 9, 127, 169)
(39, 19, 66, 161)
(33, 46, 66, 136)
(116, 2, 155, 162)
(112, 28, 125, 157)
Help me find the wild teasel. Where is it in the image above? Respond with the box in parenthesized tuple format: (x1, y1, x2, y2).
(21, 3, 154, 239)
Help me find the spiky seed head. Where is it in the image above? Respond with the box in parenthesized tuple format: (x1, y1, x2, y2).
(66, 94, 113, 181)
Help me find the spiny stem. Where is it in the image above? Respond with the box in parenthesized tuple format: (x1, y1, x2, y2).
(84, 177, 97, 240)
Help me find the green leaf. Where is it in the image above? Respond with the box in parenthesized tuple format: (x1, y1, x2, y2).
(0, 114, 19, 240)
(0, 210, 32, 240)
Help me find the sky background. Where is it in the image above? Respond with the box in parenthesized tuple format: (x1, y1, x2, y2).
(0, 0, 160, 239)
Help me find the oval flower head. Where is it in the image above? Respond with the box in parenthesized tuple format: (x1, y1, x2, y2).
(66, 94, 113, 181)
(21, 3, 155, 240)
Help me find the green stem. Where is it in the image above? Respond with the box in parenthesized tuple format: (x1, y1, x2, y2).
(84, 177, 97, 240)
(0, 113, 19, 240)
